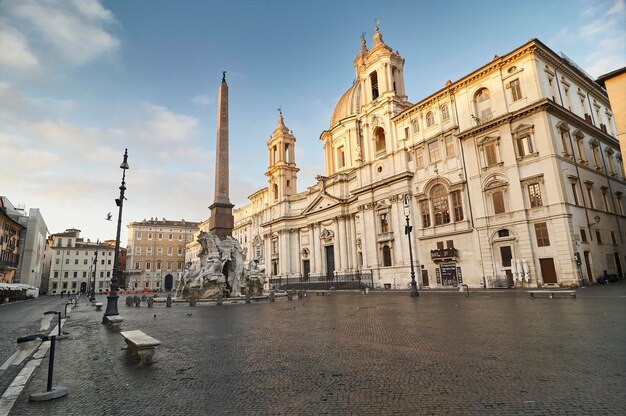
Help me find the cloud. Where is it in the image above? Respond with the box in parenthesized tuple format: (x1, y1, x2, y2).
(0, 23, 39, 70)
(136, 104, 199, 144)
(550, 0, 626, 77)
(192, 95, 211, 105)
(0, 0, 119, 69)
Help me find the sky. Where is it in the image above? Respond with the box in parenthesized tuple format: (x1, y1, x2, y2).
(1, 0, 625, 244)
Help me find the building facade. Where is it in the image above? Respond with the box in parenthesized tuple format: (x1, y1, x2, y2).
(0, 198, 24, 283)
(47, 229, 115, 295)
(125, 218, 200, 291)
(233, 31, 625, 289)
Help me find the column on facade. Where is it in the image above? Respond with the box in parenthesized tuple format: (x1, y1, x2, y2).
(264, 235, 271, 275)
(296, 229, 302, 276)
(393, 198, 405, 266)
(385, 62, 392, 93)
(314, 223, 323, 273)
(350, 214, 359, 270)
(358, 209, 368, 268)
(309, 224, 318, 274)
(338, 216, 348, 272)
(279, 230, 288, 276)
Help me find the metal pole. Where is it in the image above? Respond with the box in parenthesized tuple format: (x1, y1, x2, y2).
(104, 149, 128, 320)
(46, 335, 56, 392)
(57, 312, 62, 336)
(405, 215, 419, 297)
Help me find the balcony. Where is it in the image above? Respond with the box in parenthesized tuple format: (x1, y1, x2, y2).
(377, 232, 394, 243)
(0, 251, 19, 269)
(430, 248, 458, 262)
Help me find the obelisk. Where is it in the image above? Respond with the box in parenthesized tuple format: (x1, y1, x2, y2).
(209, 71, 234, 238)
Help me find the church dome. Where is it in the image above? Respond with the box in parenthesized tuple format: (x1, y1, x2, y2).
(330, 81, 361, 128)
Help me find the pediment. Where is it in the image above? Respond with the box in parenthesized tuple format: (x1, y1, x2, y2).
(301, 191, 343, 215)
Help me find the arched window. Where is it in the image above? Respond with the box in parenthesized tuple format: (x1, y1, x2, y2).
(273, 145, 277, 164)
(285, 143, 290, 164)
(431, 184, 450, 225)
(374, 127, 386, 154)
(441, 105, 450, 120)
(474, 88, 492, 122)
(273, 183, 279, 200)
(370, 71, 379, 100)
(426, 111, 435, 127)
(382, 245, 392, 267)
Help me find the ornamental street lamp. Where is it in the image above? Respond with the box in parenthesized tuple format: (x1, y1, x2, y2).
(403, 196, 419, 297)
(103, 149, 129, 321)
(89, 247, 98, 302)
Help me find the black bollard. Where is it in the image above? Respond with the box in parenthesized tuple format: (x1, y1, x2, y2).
(166, 294, 172, 308)
(287, 291, 293, 301)
(245, 291, 251, 304)
(269, 291, 275, 302)
(147, 297, 154, 307)
(24, 334, 68, 401)
(216, 293, 223, 306)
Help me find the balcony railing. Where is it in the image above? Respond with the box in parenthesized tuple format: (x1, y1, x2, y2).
(430, 248, 458, 261)
(0, 251, 19, 269)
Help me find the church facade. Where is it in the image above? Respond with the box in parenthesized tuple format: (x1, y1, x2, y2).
(233, 28, 625, 289)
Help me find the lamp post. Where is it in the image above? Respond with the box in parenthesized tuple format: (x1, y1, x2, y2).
(89, 248, 97, 302)
(103, 148, 129, 320)
(403, 196, 419, 297)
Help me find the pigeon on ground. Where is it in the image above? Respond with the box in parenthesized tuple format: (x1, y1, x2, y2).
(187, 312, 192, 316)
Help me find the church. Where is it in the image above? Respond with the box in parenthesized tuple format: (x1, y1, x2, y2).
(231, 25, 624, 289)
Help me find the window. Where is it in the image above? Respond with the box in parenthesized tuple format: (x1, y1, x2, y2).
(404, 127, 410, 140)
(337, 146, 345, 169)
(411, 118, 419, 133)
(135, 245, 141, 255)
(177, 247, 183, 255)
(65, 258, 69, 264)
(428, 141, 440, 163)
(107, 259, 111, 265)
(602, 189, 610, 212)
(535, 222, 550, 247)
(55, 258, 59, 264)
(445, 135, 456, 158)
(431, 185, 450, 225)
(147, 245, 152, 254)
(157, 246, 163, 255)
(596, 230, 602, 244)
(380, 214, 389, 233)
(516, 135, 534, 157)
(146, 261, 151, 270)
(426, 111, 435, 127)
(591, 143, 601, 168)
(571, 183, 579, 205)
(374, 127, 386, 154)
(510, 79, 522, 101)
(451, 191, 463, 221)
(64, 272, 68, 278)
(498, 229, 510, 238)
(586, 186, 595, 209)
(420, 200, 431, 228)
(135, 232, 141, 240)
(84, 259, 88, 265)
(474, 88, 492, 122)
(616, 193, 624, 215)
(178, 261, 183, 270)
(382, 245, 392, 267)
(134, 262, 140, 270)
(156, 261, 161, 270)
(167, 246, 173, 255)
(273, 183, 279, 200)
(528, 183, 543, 207)
(493, 191, 505, 214)
(484, 143, 498, 166)
(168, 233, 173, 241)
(54, 271, 58, 278)
(148, 232, 152, 240)
(415, 148, 423, 168)
(611, 231, 617, 245)
(158, 233, 163, 240)
(370, 71, 379, 100)
(580, 228, 587, 243)
(441, 105, 450, 120)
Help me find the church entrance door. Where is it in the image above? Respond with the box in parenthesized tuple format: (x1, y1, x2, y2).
(325, 245, 335, 279)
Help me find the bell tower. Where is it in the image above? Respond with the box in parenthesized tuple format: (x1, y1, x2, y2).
(266, 110, 299, 203)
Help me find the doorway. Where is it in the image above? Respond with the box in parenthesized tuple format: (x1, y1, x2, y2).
(164, 274, 173, 291)
(80, 282, 86, 293)
(302, 260, 310, 280)
(325, 245, 335, 279)
(584, 251, 593, 283)
(421, 269, 429, 287)
(539, 258, 558, 284)
(614, 253, 623, 278)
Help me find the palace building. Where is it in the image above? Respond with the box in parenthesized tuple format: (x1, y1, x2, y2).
(232, 28, 624, 289)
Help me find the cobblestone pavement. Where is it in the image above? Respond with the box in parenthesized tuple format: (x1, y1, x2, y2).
(8, 283, 626, 415)
(0, 296, 68, 397)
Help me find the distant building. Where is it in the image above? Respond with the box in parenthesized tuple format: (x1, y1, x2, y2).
(47, 229, 115, 295)
(103, 240, 127, 289)
(125, 218, 200, 291)
(232, 31, 625, 289)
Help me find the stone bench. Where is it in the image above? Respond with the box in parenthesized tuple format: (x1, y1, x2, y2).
(94, 302, 103, 311)
(104, 315, 124, 331)
(528, 290, 576, 299)
(120, 330, 161, 364)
